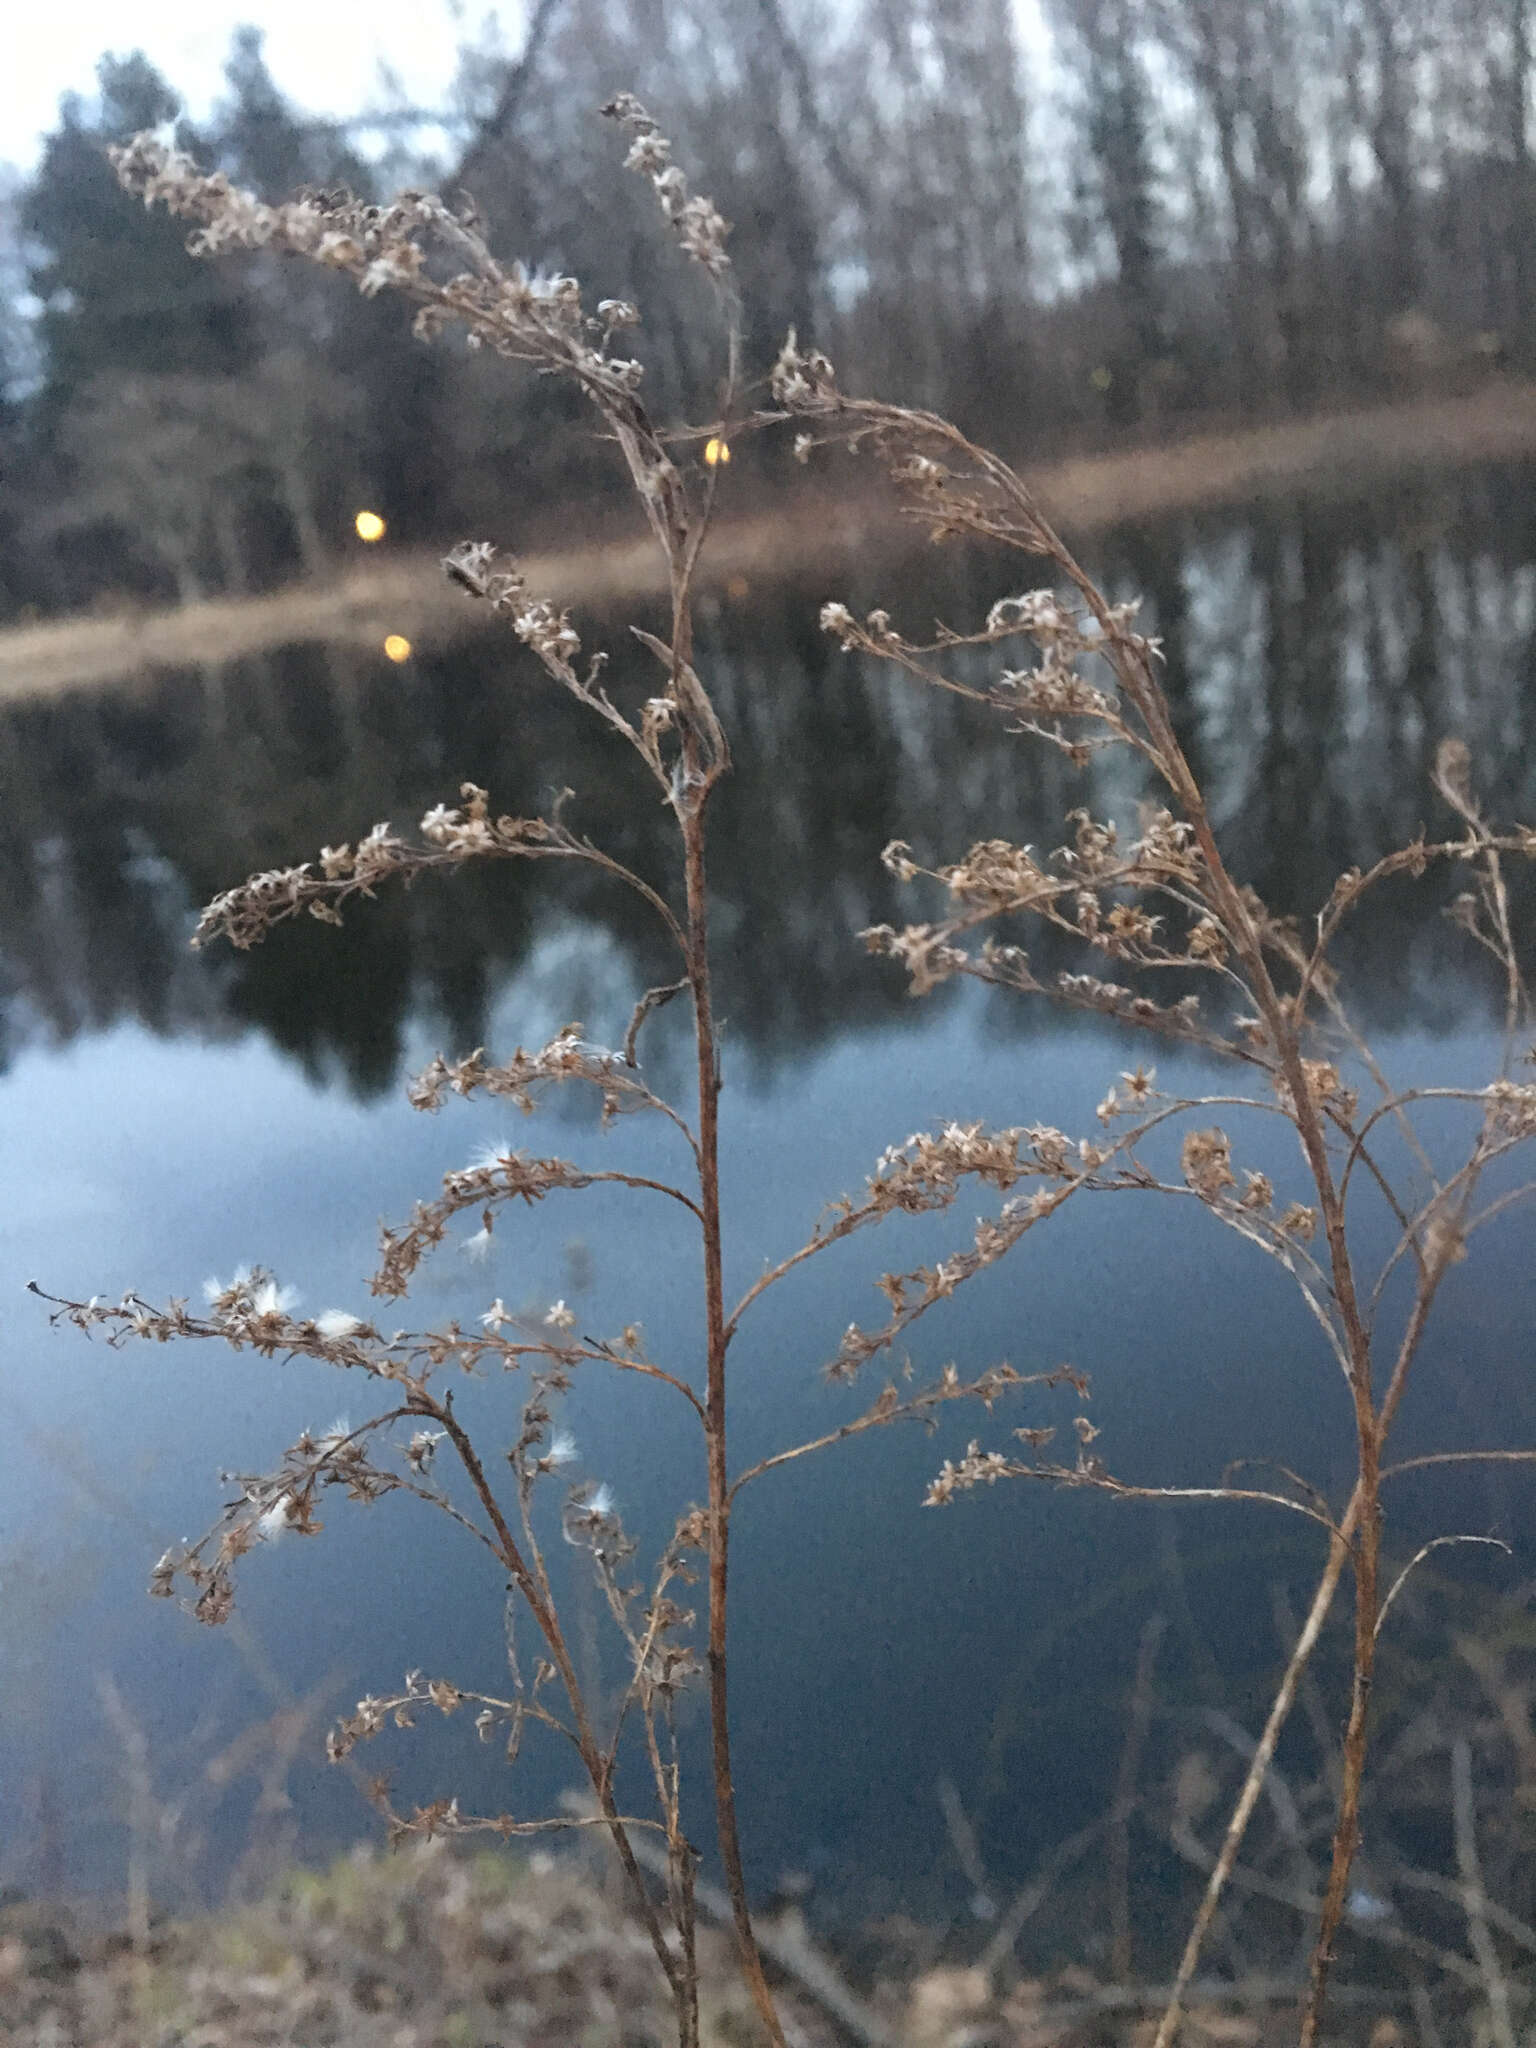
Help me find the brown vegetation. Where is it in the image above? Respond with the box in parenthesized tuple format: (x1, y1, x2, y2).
(0, 1841, 1422, 2048)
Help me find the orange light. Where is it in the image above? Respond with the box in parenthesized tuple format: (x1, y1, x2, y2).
(703, 437, 730, 467)
(726, 575, 750, 600)
(383, 634, 412, 663)
(355, 510, 387, 542)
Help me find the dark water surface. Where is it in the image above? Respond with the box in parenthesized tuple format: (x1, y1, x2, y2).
(3, 465, 1535, 1953)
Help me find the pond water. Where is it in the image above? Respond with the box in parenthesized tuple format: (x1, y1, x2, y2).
(2, 462, 1535, 1962)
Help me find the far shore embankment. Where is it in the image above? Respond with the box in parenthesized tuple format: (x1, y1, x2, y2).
(3, 378, 1532, 702)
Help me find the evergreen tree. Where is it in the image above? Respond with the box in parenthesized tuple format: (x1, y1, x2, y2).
(1053, 0, 1169, 423)
(22, 54, 253, 421)
(213, 28, 373, 198)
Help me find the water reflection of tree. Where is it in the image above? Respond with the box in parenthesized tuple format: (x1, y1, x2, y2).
(1145, 468, 1536, 1023)
(4, 472, 1535, 1086)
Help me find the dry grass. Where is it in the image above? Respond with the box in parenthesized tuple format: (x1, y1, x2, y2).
(3, 377, 1529, 703)
(0, 1843, 846, 2048)
(0, 1842, 1410, 2048)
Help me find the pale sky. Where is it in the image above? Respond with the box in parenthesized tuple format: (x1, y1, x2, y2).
(2, 3, 1055, 173)
(1, 1, 489, 169)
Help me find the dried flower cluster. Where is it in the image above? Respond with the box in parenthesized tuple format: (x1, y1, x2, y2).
(407, 1025, 680, 1130)
(599, 93, 731, 279)
(108, 135, 654, 435)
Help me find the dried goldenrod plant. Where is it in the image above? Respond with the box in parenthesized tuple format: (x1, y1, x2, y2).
(771, 366, 1536, 2042)
(36, 102, 1077, 2048)
(38, 95, 1536, 2048)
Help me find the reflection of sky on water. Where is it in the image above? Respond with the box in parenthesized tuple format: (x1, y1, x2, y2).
(4, 468, 1536, 1925)
(5, 944, 1532, 1914)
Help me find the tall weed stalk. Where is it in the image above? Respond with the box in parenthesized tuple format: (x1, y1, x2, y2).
(40, 98, 1536, 2047)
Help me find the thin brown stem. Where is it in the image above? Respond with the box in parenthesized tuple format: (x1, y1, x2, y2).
(423, 1390, 693, 2035)
(1154, 1032, 1479, 2046)
(1153, 1516, 1354, 2048)
(1376, 1536, 1511, 1640)
(1299, 1515, 1379, 2047)
(1109, 1614, 1164, 1982)
(1452, 1736, 1519, 2048)
(1382, 1447, 1536, 1483)
(682, 792, 788, 2048)
(1297, 1168, 1475, 2044)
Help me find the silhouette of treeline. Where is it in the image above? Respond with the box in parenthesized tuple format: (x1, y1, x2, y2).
(3, 468, 1533, 1089)
(0, 0, 1530, 620)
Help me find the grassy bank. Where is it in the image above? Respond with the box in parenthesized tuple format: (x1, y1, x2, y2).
(1, 1839, 1414, 2047)
(1, 378, 1531, 704)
